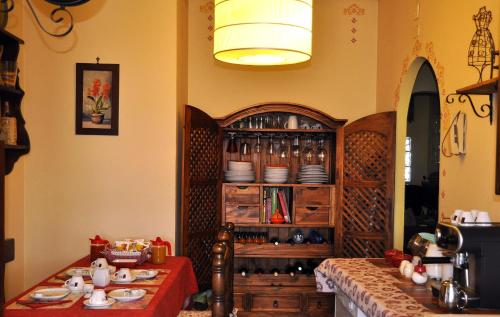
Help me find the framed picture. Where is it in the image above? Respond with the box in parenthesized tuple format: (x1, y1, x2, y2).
(75, 63, 119, 135)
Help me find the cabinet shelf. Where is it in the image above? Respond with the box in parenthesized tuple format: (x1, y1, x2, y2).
(235, 223, 333, 228)
(223, 182, 333, 188)
(235, 242, 333, 258)
(224, 128, 335, 134)
(234, 273, 316, 287)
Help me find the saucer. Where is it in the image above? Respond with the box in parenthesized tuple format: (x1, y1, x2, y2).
(66, 267, 91, 277)
(108, 288, 146, 302)
(111, 275, 136, 284)
(29, 288, 70, 301)
(83, 298, 116, 309)
(132, 269, 158, 280)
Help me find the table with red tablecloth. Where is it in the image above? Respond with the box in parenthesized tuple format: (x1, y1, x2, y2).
(3, 256, 198, 317)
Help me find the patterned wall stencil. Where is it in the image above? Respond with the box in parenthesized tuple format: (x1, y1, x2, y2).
(344, 4, 366, 44)
(200, 1, 214, 42)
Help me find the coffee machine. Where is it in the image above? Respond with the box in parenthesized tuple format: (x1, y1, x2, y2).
(435, 222, 500, 309)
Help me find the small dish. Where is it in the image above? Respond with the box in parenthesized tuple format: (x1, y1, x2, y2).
(110, 275, 136, 284)
(83, 298, 116, 309)
(107, 288, 146, 302)
(29, 288, 70, 301)
(132, 269, 158, 280)
(66, 267, 91, 277)
(111, 259, 138, 269)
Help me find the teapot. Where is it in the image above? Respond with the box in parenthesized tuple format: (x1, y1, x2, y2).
(438, 280, 468, 311)
(90, 267, 111, 287)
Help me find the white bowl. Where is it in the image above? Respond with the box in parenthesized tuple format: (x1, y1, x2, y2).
(228, 161, 253, 171)
(225, 170, 255, 176)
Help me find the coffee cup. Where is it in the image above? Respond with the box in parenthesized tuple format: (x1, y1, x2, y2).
(114, 268, 132, 281)
(476, 211, 491, 226)
(83, 283, 94, 294)
(88, 289, 107, 305)
(284, 115, 298, 129)
(64, 275, 85, 292)
(458, 211, 474, 225)
(451, 209, 462, 224)
(91, 258, 108, 269)
(470, 209, 480, 221)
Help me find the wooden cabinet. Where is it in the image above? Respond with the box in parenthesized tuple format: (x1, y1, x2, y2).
(0, 29, 29, 175)
(181, 103, 396, 314)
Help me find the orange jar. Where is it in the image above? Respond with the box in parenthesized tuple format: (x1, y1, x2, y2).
(150, 237, 171, 265)
(89, 235, 109, 262)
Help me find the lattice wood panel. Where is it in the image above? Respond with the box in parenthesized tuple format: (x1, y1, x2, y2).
(342, 186, 387, 233)
(187, 233, 217, 289)
(188, 184, 219, 233)
(189, 128, 220, 181)
(341, 237, 386, 258)
(344, 131, 388, 181)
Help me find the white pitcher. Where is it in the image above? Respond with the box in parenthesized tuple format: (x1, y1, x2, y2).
(90, 267, 110, 287)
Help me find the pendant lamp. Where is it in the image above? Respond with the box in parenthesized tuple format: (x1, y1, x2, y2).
(213, 0, 313, 66)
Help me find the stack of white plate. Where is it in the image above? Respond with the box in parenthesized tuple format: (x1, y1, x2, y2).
(264, 166, 289, 184)
(298, 165, 328, 184)
(225, 161, 255, 183)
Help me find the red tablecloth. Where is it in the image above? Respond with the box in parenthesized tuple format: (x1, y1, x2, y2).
(3, 256, 198, 317)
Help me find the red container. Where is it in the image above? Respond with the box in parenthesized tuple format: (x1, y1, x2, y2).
(111, 259, 138, 269)
(384, 249, 402, 263)
(89, 235, 109, 262)
(390, 253, 412, 267)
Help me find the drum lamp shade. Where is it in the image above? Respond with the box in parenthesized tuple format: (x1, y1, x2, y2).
(213, 0, 313, 66)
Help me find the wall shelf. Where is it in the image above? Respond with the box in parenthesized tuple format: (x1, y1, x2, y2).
(456, 76, 498, 95)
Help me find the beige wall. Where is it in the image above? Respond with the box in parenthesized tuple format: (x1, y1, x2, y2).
(2, 0, 182, 297)
(188, 0, 379, 121)
(377, 0, 500, 248)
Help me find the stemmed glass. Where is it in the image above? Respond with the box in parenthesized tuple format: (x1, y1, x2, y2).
(302, 137, 314, 164)
(279, 137, 289, 159)
(266, 136, 274, 156)
(316, 138, 327, 165)
(254, 134, 262, 153)
(240, 137, 251, 156)
(226, 132, 238, 153)
(291, 136, 301, 158)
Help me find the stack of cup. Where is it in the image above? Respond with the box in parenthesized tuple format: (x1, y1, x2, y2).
(451, 209, 491, 226)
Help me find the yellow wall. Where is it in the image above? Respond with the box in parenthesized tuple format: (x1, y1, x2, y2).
(2, 0, 183, 297)
(377, 0, 500, 248)
(188, 0, 379, 121)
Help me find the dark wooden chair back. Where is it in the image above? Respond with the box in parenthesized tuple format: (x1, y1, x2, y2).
(212, 222, 234, 317)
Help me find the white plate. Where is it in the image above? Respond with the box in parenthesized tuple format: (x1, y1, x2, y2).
(66, 267, 91, 277)
(132, 269, 158, 280)
(83, 298, 116, 308)
(29, 288, 71, 301)
(111, 275, 136, 284)
(108, 288, 146, 302)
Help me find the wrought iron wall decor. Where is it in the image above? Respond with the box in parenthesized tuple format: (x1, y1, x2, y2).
(445, 93, 492, 124)
(468, 6, 495, 83)
(0, 0, 89, 37)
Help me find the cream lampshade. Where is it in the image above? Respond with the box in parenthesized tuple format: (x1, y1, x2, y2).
(213, 0, 313, 66)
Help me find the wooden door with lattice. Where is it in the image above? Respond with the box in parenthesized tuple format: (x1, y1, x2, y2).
(334, 112, 396, 257)
(181, 105, 222, 291)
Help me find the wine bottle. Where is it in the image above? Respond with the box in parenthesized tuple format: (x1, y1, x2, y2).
(270, 268, 280, 277)
(285, 265, 296, 277)
(294, 261, 304, 274)
(1, 101, 16, 145)
(254, 268, 265, 275)
(270, 237, 280, 246)
(238, 267, 249, 277)
(287, 238, 295, 245)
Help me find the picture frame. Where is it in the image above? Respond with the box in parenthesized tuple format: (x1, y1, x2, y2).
(75, 63, 119, 135)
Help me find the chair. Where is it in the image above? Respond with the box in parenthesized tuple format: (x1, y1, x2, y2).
(178, 223, 235, 317)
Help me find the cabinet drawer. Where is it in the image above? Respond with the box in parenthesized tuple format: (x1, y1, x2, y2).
(234, 293, 247, 311)
(225, 185, 260, 204)
(306, 294, 335, 314)
(225, 204, 260, 224)
(251, 294, 301, 312)
(295, 206, 330, 225)
(295, 187, 331, 206)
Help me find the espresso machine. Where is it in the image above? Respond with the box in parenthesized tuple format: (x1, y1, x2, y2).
(435, 222, 500, 309)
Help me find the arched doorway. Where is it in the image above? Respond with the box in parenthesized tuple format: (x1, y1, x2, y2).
(403, 62, 440, 251)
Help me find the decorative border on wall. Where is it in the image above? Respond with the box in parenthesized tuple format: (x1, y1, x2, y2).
(343, 4, 366, 44)
(199, 1, 214, 42)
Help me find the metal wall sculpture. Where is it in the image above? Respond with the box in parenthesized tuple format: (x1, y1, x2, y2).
(468, 6, 495, 82)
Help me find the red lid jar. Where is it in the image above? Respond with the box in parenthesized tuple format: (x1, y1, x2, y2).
(150, 237, 171, 265)
(89, 235, 109, 262)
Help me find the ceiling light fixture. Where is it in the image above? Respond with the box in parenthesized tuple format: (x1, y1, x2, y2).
(213, 0, 313, 66)
(0, 0, 89, 37)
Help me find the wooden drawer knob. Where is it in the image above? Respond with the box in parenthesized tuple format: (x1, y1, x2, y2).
(273, 300, 279, 308)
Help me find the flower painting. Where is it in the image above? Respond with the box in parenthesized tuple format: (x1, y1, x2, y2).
(76, 63, 119, 135)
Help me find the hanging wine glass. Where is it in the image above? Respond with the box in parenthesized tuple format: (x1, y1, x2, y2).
(291, 136, 300, 158)
(254, 134, 262, 153)
(279, 137, 289, 159)
(226, 132, 238, 153)
(302, 137, 314, 164)
(266, 135, 274, 156)
(240, 137, 251, 156)
(316, 138, 327, 165)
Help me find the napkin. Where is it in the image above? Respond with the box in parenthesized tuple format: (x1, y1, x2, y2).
(16, 299, 72, 309)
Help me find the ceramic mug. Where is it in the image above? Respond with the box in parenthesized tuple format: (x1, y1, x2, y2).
(83, 283, 94, 294)
(284, 115, 298, 129)
(88, 289, 107, 305)
(91, 257, 108, 269)
(114, 268, 132, 281)
(451, 209, 463, 224)
(458, 211, 474, 225)
(64, 275, 85, 292)
(476, 211, 491, 225)
(470, 209, 480, 222)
